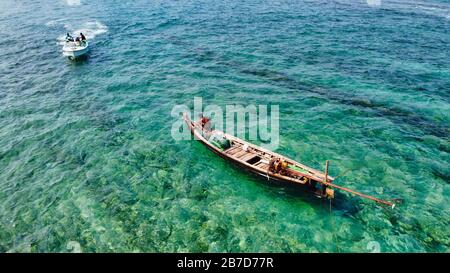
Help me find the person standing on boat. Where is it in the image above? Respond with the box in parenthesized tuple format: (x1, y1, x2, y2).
(80, 33, 86, 41)
(199, 114, 211, 131)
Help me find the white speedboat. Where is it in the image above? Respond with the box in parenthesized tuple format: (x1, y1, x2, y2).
(62, 40, 89, 59)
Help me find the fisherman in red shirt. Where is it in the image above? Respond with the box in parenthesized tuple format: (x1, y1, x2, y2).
(199, 114, 210, 131)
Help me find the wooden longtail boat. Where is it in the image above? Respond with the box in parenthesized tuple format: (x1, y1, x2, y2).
(183, 113, 396, 208)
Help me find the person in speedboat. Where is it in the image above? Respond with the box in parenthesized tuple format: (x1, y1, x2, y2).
(74, 36, 81, 46)
(80, 32, 86, 41)
(65, 33, 74, 42)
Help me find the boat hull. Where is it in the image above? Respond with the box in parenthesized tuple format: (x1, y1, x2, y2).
(184, 114, 331, 198)
(62, 42, 89, 59)
(201, 136, 325, 196)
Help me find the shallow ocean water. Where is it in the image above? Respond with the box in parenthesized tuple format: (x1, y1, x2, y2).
(0, 0, 449, 252)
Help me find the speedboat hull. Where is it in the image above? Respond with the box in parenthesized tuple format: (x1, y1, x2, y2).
(62, 41, 89, 59)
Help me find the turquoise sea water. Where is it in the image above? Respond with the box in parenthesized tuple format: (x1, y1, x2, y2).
(0, 0, 449, 252)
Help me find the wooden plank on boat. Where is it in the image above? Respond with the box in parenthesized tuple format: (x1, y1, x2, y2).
(252, 161, 263, 167)
(256, 162, 268, 169)
(225, 146, 241, 155)
(240, 153, 258, 162)
(228, 148, 243, 156)
(237, 151, 254, 160)
(233, 150, 248, 159)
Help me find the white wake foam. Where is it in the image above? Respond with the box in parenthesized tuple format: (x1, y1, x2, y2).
(66, 0, 81, 6)
(72, 21, 108, 40)
(366, 0, 450, 19)
(45, 19, 66, 27)
(367, 0, 381, 7)
(56, 20, 108, 45)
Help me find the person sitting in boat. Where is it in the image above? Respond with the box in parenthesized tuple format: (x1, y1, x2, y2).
(279, 160, 288, 175)
(65, 33, 74, 42)
(269, 157, 276, 172)
(269, 157, 282, 173)
(80, 32, 86, 41)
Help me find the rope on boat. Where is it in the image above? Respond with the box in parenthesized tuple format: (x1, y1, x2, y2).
(333, 168, 352, 180)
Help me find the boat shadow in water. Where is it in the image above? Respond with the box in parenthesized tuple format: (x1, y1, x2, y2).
(242, 167, 362, 216)
(67, 54, 89, 63)
(197, 148, 363, 215)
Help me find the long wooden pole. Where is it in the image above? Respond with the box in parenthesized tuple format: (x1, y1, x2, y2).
(319, 179, 395, 208)
(287, 167, 395, 208)
(322, 160, 394, 207)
